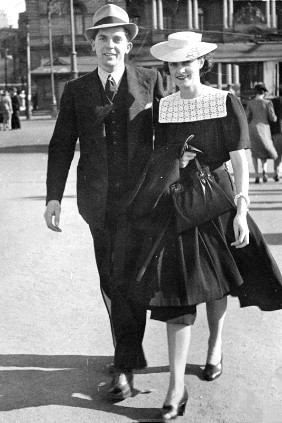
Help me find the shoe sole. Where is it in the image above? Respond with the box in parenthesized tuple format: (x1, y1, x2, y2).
(203, 371, 222, 381)
(107, 388, 133, 401)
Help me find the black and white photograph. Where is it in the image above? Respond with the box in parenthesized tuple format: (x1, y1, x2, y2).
(0, 1, 282, 422)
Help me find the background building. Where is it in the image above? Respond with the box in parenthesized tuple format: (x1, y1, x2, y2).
(0, 27, 22, 91)
(7, 0, 282, 111)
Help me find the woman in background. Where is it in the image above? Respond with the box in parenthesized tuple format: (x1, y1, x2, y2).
(246, 84, 277, 183)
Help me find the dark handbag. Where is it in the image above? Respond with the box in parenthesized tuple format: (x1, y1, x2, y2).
(170, 153, 235, 233)
(126, 135, 195, 221)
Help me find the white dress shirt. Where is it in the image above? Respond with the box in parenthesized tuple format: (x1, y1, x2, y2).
(98, 65, 125, 90)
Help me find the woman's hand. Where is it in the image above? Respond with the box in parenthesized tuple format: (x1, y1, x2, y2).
(231, 212, 249, 248)
(179, 151, 197, 168)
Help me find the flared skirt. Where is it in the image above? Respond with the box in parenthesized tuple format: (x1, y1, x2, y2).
(126, 170, 282, 314)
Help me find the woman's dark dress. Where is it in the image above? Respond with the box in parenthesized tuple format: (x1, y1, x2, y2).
(126, 93, 282, 322)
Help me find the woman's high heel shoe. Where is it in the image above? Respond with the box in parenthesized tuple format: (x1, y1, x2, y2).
(162, 386, 188, 421)
(203, 356, 223, 381)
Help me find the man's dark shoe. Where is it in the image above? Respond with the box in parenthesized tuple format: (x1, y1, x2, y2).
(107, 370, 133, 401)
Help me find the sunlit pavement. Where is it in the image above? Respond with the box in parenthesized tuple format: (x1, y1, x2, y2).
(0, 118, 281, 423)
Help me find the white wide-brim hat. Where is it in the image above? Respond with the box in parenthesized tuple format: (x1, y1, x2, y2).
(85, 4, 138, 41)
(150, 32, 217, 62)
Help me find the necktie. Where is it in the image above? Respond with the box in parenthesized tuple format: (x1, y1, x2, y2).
(105, 74, 117, 102)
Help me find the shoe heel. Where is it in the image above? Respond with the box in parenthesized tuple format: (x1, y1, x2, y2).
(162, 386, 188, 421)
(178, 400, 187, 416)
(203, 356, 223, 381)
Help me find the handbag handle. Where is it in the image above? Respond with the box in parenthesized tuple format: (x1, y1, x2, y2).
(181, 135, 203, 172)
(180, 135, 195, 157)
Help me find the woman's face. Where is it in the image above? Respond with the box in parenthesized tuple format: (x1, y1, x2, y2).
(168, 58, 204, 90)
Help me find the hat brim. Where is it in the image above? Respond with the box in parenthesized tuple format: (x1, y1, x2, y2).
(85, 22, 138, 41)
(150, 41, 217, 62)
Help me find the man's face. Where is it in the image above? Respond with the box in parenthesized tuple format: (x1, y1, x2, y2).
(92, 26, 132, 72)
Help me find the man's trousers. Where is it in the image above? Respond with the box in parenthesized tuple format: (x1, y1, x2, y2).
(89, 219, 147, 371)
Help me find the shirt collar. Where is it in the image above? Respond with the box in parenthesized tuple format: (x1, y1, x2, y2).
(98, 65, 125, 89)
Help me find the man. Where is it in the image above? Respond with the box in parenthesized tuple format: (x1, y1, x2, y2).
(44, 4, 163, 401)
(11, 88, 21, 130)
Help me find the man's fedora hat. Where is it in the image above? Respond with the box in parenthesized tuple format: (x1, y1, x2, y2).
(150, 32, 217, 62)
(85, 4, 138, 41)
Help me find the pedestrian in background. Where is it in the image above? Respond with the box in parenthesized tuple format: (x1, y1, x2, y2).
(227, 83, 235, 95)
(1, 90, 12, 131)
(270, 96, 282, 181)
(246, 84, 277, 183)
(31, 91, 38, 111)
(126, 32, 282, 421)
(11, 88, 21, 130)
(0, 90, 4, 130)
(44, 4, 163, 402)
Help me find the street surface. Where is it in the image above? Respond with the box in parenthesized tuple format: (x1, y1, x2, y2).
(0, 118, 282, 423)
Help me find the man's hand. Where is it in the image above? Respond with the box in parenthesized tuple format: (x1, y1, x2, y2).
(44, 200, 62, 232)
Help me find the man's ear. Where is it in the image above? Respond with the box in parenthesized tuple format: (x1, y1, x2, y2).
(126, 41, 133, 54)
(90, 40, 96, 51)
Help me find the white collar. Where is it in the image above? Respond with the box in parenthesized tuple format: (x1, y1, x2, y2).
(159, 86, 228, 123)
(98, 65, 125, 89)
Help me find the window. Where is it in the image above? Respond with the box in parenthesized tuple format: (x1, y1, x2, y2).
(74, 4, 84, 35)
(198, 7, 204, 31)
(163, 6, 173, 29)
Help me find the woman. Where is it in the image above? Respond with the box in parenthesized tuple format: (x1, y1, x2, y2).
(1, 90, 12, 131)
(125, 32, 282, 421)
(246, 84, 277, 183)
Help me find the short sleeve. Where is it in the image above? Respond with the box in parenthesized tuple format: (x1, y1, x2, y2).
(221, 94, 250, 152)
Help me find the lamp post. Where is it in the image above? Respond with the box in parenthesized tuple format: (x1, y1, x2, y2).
(70, 0, 78, 79)
(4, 48, 8, 90)
(2, 48, 13, 91)
(47, 0, 58, 118)
(26, 20, 32, 120)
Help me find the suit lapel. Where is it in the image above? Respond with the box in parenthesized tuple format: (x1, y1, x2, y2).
(87, 69, 102, 104)
(126, 66, 150, 163)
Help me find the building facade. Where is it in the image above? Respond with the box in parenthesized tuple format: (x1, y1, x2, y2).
(19, 0, 282, 109)
(0, 27, 23, 90)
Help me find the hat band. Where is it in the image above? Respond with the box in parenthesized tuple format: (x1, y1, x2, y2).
(94, 16, 127, 27)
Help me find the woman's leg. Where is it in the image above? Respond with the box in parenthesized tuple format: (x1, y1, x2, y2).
(165, 323, 191, 405)
(274, 155, 281, 181)
(205, 296, 227, 365)
(261, 159, 268, 182)
(252, 157, 260, 182)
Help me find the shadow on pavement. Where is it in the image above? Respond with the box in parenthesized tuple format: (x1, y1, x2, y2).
(0, 145, 79, 154)
(139, 363, 204, 379)
(0, 354, 160, 420)
(262, 233, 282, 245)
(250, 189, 282, 194)
(15, 195, 76, 201)
(250, 206, 282, 211)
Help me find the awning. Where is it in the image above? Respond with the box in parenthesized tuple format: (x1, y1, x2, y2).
(31, 56, 99, 75)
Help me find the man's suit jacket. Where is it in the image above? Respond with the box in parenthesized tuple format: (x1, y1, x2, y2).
(46, 65, 164, 226)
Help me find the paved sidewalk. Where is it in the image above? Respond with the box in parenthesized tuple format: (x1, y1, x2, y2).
(0, 119, 282, 423)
